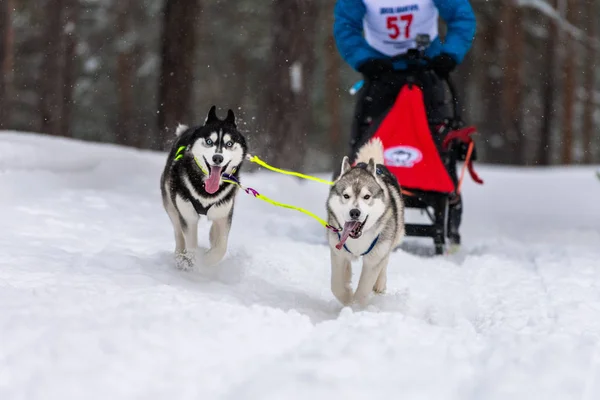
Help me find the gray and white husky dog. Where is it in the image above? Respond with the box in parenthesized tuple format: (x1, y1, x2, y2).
(326, 138, 405, 307)
(160, 106, 247, 269)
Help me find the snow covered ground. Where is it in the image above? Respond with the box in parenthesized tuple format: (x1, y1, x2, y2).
(1, 131, 600, 400)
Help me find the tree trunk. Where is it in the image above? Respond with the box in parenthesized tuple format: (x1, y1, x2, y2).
(231, 8, 248, 113)
(478, 17, 505, 163)
(325, 7, 342, 170)
(561, 0, 577, 164)
(537, 0, 558, 166)
(157, 0, 201, 149)
(582, 0, 596, 164)
(0, 0, 13, 129)
(39, 0, 65, 136)
(60, 0, 79, 138)
(261, 0, 318, 170)
(116, 0, 137, 147)
(500, 1, 524, 165)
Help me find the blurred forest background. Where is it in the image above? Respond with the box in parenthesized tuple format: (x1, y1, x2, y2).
(0, 0, 599, 171)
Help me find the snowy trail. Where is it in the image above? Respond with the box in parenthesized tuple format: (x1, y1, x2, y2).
(1, 131, 600, 400)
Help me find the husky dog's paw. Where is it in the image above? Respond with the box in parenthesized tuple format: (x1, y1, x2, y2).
(332, 287, 354, 307)
(373, 275, 387, 294)
(373, 268, 387, 294)
(175, 250, 195, 270)
(373, 281, 387, 294)
(200, 247, 226, 268)
(352, 292, 372, 308)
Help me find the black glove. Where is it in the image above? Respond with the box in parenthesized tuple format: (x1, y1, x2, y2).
(357, 58, 395, 81)
(430, 53, 457, 78)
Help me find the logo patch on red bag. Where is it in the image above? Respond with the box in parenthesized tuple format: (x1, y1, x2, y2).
(384, 145, 423, 167)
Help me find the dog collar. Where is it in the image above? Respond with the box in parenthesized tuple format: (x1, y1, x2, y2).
(336, 232, 380, 256)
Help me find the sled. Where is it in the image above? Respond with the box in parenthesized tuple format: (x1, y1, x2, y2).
(354, 38, 483, 255)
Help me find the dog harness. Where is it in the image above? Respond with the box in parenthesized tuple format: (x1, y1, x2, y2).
(336, 232, 380, 256)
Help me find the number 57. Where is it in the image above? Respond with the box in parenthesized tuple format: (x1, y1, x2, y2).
(387, 14, 413, 39)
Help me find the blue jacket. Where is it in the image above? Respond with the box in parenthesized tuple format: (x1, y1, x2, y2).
(334, 0, 476, 71)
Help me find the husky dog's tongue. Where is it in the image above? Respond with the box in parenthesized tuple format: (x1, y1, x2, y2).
(204, 165, 223, 194)
(336, 220, 362, 250)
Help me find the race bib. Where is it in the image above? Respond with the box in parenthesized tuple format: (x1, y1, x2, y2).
(362, 0, 439, 56)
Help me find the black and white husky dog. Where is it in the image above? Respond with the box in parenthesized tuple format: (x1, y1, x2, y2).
(160, 106, 247, 269)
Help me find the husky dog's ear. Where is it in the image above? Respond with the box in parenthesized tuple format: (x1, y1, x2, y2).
(175, 123, 188, 137)
(366, 158, 376, 176)
(225, 109, 236, 127)
(205, 105, 219, 125)
(340, 156, 352, 176)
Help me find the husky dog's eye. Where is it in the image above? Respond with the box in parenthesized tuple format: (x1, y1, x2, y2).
(205, 138, 213, 146)
(226, 141, 234, 148)
(343, 194, 350, 200)
(364, 194, 371, 200)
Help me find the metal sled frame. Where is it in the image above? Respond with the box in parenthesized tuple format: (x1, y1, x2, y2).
(403, 189, 452, 255)
(385, 38, 464, 255)
(399, 77, 462, 255)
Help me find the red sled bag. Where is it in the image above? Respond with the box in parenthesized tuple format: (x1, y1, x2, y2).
(371, 84, 455, 193)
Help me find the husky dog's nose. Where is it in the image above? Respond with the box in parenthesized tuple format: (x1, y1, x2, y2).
(350, 208, 361, 220)
(212, 154, 224, 165)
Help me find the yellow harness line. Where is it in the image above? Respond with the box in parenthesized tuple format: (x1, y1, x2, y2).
(175, 146, 339, 231)
(222, 176, 337, 231)
(247, 154, 335, 186)
(240, 154, 339, 231)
